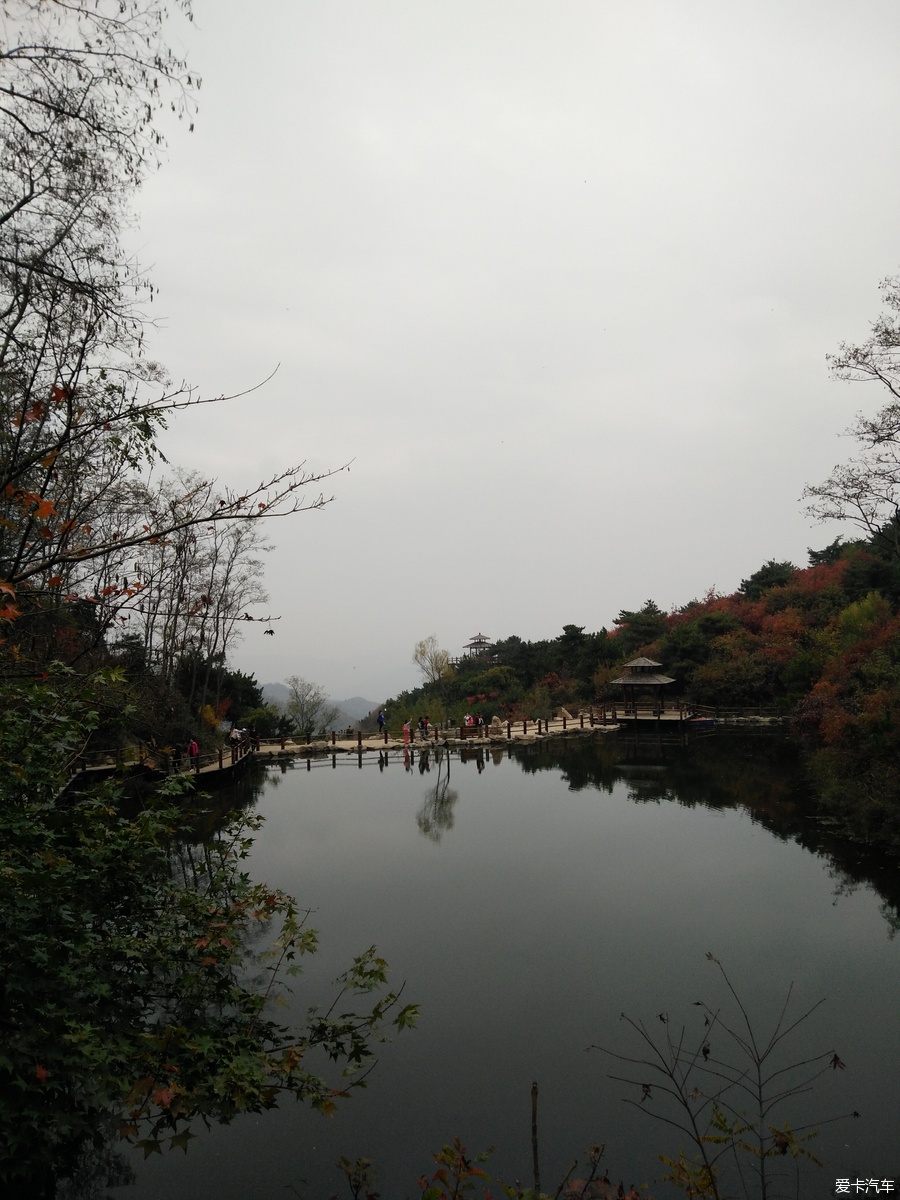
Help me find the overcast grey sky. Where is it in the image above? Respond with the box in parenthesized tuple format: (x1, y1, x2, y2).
(134, 0, 900, 701)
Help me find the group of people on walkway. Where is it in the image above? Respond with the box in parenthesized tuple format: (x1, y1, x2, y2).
(401, 716, 431, 743)
(377, 711, 492, 742)
(229, 725, 259, 750)
(377, 710, 434, 743)
(182, 724, 259, 771)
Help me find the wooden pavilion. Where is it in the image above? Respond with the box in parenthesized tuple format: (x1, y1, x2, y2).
(463, 632, 492, 658)
(610, 656, 676, 715)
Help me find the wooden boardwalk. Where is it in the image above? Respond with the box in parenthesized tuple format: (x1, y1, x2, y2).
(69, 703, 771, 792)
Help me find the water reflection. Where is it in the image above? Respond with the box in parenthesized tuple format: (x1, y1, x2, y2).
(88, 731, 898, 1200)
(416, 748, 459, 842)
(511, 731, 900, 933)
(54, 1144, 135, 1200)
(217, 737, 900, 934)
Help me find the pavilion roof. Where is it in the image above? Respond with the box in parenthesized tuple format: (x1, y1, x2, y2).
(611, 672, 675, 686)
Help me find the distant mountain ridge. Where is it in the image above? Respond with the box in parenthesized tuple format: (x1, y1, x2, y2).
(260, 683, 377, 730)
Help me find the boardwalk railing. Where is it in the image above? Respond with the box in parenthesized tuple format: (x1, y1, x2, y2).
(67, 738, 256, 779)
(690, 703, 784, 721)
(70, 701, 778, 781)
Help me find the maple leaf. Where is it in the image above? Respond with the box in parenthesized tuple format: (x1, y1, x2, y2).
(124, 1075, 156, 1106)
(35, 1064, 48, 1082)
(33, 499, 57, 520)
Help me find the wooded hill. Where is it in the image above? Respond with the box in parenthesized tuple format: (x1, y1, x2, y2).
(386, 527, 900, 840)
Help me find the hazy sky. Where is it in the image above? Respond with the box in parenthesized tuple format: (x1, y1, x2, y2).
(134, 0, 900, 701)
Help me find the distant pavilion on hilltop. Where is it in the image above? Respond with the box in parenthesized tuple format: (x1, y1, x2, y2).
(450, 633, 495, 666)
(463, 632, 492, 657)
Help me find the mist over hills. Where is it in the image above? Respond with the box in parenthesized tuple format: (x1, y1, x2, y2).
(260, 683, 377, 730)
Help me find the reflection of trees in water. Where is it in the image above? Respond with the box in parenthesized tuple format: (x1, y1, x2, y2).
(55, 1143, 135, 1200)
(511, 732, 900, 934)
(514, 732, 807, 817)
(172, 761, 270, 846)
(416, 748, 459, 842)
(879, 899, 900, 939)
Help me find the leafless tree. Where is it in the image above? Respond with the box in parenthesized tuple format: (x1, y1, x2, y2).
(0, 1, 347, 650)
(804, 275, 900, 553)
(284, 675, 340, 741)
(412, 635, 453, 687)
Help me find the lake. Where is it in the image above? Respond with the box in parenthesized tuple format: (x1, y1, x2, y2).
(113, 731, 899, 1199)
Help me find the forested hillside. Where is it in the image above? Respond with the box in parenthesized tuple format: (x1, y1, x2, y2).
(388, 528, 900, 843)
(387, 276, 900, 838)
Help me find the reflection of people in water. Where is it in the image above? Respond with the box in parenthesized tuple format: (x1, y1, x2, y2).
(404, 748, 411, 773)
(418, 749, 431, 774)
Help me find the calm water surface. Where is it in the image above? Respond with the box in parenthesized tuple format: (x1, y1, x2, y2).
(115, 733, 900, 1199)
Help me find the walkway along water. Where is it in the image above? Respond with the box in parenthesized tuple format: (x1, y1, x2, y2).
(65, 703, 784, 796)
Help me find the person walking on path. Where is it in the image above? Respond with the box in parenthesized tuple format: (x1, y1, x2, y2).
(377, 710, 386, 734)
(187, 737, 199, 769)
(403, 720, 410, 745)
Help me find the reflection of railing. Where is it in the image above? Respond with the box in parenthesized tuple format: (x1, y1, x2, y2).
(270, 745, 502, 773)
